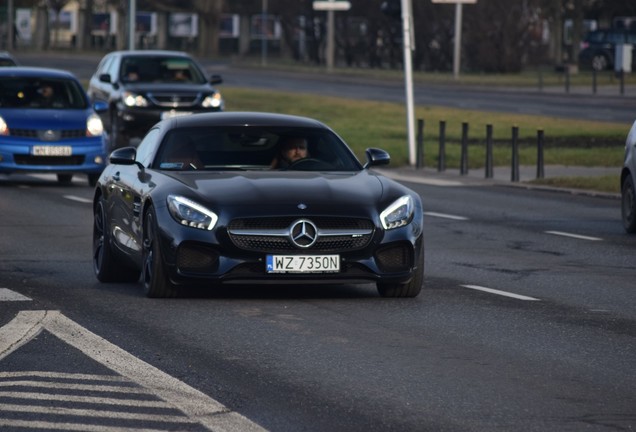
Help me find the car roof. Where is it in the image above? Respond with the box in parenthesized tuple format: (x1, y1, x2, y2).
(166, 112, 330, 130)
(0, 66, 77, 79)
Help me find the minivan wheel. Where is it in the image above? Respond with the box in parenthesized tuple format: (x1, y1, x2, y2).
(622, 174, 636, 233)
(591, 54, 608, 71)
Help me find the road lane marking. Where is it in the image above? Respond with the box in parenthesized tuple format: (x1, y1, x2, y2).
(0, 402, 199, 423)
(0, 419, 174, 432)
(64, 195, 92, 204)
(461, 284, 541, 301)
(372, 169, 464, 186)
(424, 211, 469, 221)
(0, 288, 31, 301)
(0, 311, 267, 432)
(545, 231, 602, 241)
(0, 391, 173, 408)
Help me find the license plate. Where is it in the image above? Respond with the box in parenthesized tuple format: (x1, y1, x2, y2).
(266, 255, 340, 273)
(161, 110, 192, 120)
(32, 146, 72, 156)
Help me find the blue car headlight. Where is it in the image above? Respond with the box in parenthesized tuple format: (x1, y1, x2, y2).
(167, 195, 218, 230)
(380, 195, 414, 230)
(86, 113, 104, 137)
(0, 116, 8, 135)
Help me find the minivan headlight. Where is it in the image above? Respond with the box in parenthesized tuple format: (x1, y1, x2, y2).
(167, 195, 218, 230)
(202, 92, 223, 109)
(380, 195, 414, 230)
(122, 91, 148, 107)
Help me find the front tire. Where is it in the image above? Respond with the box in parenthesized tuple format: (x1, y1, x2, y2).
(377, 262, 423, 298)
(143, 207, 178, 298)
(622, 174, 636, 233)
(93, 197, 140, 282)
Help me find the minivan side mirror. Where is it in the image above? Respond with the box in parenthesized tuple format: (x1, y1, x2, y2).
(99, 73, 112, 84)
(209, 74, 223, 85)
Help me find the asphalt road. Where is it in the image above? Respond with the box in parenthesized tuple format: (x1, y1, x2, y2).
(1, 173, 634, 431)
(2, 54, 635, 431)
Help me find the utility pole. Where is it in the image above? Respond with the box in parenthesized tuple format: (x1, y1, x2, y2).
(128, 0, 136, 50)
(313, 1, 351, 72)
(431, 0, 477, 79)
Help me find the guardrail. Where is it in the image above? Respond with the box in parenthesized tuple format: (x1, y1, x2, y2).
(415, 119, 546, 182)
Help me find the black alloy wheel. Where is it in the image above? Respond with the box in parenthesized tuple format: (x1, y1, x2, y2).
(143, 207, 178, 298)
(93, 197, 139, 282)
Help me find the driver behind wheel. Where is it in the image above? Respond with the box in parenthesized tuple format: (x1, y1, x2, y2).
(270, 136, 309, 169)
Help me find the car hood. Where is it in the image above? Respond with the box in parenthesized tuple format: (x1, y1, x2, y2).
(161, 170, 391, 217)
(0, 108, 91, 130)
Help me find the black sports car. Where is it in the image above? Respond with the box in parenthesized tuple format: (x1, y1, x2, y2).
(92, 112, 424, 298)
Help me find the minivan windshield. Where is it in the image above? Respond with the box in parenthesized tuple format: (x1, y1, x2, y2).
(120, 56, 207, 84)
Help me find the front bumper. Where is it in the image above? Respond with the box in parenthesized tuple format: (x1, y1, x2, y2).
(116, 105, 222, 139)
(0, 137, 107, 174)
(153, 209, 424, 287)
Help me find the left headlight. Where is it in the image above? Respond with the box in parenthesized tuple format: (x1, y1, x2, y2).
(202, 92, 223, 109)
(0, 116, 8, 135)
(380, 195, 414, 230)
(86, 113, 104, 137)
(122, 91, 148, 107)
(167, 195, 218, 230)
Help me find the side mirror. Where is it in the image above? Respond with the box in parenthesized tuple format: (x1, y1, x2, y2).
(364, 148, 391, 169)
(98, 73, 112, 84)
(209, 74, 223, 85)
(109, 147, 137, 166)
(93, 101, 108, 113)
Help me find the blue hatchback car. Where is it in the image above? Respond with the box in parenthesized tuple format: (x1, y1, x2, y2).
(0, 67, 108, 186)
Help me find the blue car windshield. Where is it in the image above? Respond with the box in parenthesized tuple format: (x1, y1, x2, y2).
(0, 77, 88, 109)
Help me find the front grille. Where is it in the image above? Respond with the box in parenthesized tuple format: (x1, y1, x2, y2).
(375, 243, 413, 272)
(148, 93, 201, 108)
(14, 155, 85, 166)
(11, 129, 86, 139)
(228, 216, 375, 253)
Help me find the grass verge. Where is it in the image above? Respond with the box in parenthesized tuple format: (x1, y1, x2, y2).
(223, 86, 627, 193)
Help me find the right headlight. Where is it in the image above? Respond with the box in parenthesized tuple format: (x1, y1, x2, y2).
(167, 195, 218, 230)
(202, 92, 223, 109)
(380, 195, 414, 230)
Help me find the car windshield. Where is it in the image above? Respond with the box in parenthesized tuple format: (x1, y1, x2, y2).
(120, 56, 206, 84)
(154, 126, 363, 172)
(0, 77, 88, 109)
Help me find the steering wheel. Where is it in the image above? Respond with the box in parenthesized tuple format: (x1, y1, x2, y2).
(285, 158, 331, 170)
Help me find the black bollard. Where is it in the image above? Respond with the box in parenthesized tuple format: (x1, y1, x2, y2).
(438, 121, 446, 172)
(460, 122, 469, 175)
(511, 126, 519, 182)
(485, 124, 493, 178)
(537, 129, 545, 179)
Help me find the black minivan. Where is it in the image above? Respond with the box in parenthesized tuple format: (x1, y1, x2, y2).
(578, 29, 636, 71)
(87, 50, 223, 149)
